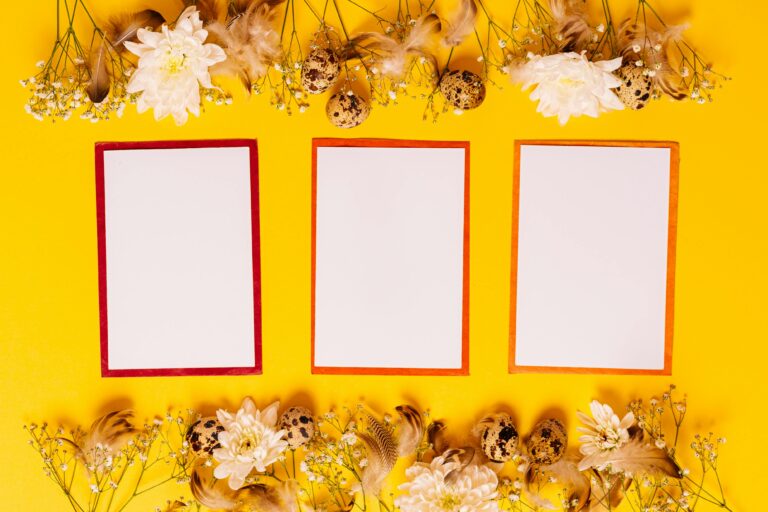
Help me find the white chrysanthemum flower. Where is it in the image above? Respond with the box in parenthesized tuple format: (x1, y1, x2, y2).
(124, 6, 226, 125)
(213, 398, 288, 490)
(513, 51, 624, 125)
(577, 400, 635, 455)
(395, 455, 499, 512)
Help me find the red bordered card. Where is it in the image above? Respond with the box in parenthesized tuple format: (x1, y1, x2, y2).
(96, 139, 262, 377)
(312, 138, 470, 376)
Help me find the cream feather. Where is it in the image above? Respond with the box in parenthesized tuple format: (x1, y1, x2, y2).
(160, 501, 189, 512)
(549, 0, 593, 52)
(87, 37, 110, 104)
(617, 19, 689, 100)
(61, 410, 137, 472)
(529, 457, 591, 512)
(190, 465, 238, 510)
(231, 0, 287, 14)
(426, 420, 448, 455)
(86, 10, 165, 103)
(350, 14, 440, 78)
(83, 410, 136, 451)
(395, 405, 424, 457)
(358, 413, 398, 496)
(208, 0, 285, 91)
(442, 0, 477, 47)
(191, 465, 300, 512)
(588, 472, 629, 511)
(441, 447, 476, 484)
(577, 439, 681, 477)
(235, 482, 299, 512)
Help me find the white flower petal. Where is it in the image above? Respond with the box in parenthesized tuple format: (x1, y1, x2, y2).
(261, 401, 280, 426)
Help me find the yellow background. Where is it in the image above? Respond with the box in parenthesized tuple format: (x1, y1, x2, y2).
(1, 0, 765, 509)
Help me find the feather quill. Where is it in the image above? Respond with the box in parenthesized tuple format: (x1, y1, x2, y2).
(549, 0, 592, 52)
(85, 10, 165, 103)
(617, 19, 689, 100)
(106, 10, 165, 49)
(395, 405, 423, 457)
(442, 0, 477, 47)
(359, 413, 398, 496)
(87, 36, 111, 104)
(208, 0, 285, 91)
(577, 439, 681, 477)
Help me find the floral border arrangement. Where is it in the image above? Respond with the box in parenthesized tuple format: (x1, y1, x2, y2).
(23, 0, 728, 126)
(25, 386, 733, 511)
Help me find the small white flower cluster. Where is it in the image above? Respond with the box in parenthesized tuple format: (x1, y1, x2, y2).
(268, 54, 310, 114)
(25, 409, 199, 511)
(21, 70, 132, 123)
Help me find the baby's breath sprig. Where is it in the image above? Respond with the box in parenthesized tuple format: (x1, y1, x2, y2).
(21, 0, 135, 123)
(343, 0, 443, 116)
(273, 0, 311, 114)
(300, 407, 369, 510)
(628, 386, 733, 512)
(474, 0, 536, 82)
(24, 410, 199, 512)
(509, 0, 557, 56)
(632, 0, 730, 104)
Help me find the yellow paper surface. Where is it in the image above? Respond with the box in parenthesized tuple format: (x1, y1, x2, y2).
(1, 0, 765, 508)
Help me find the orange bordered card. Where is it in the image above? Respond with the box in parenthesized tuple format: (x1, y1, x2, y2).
(510, 140, 678, 375)
(312, 138, 470, 376)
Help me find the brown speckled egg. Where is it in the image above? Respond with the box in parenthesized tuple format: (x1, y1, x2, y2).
(439, 70, 486, 110)
(186, 416, 224, 457)
(301, 48, 341, 95)
(279, 407, 315, 449)
(614, 64, 653, 110)
(479, 414, 519, 462)
(326, 92, 370, 128)
(527, 419, 567, 465)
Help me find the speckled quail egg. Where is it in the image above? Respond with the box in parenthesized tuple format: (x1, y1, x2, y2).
(279, 407, 315, 449)
(614, 64, 653, 110)
(527, 418, 568, 465)
(301, 48, 341, 95)
(439, 70, 486, 110)
(479, 414, 519, 462)
(186, 416, 225, 457)
(326, 92, 370, 128)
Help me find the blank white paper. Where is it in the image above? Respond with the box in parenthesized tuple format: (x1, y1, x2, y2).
(314, 146, 466, 370)
(514, 144, 672, 370)
(103, 146, 257, 370)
